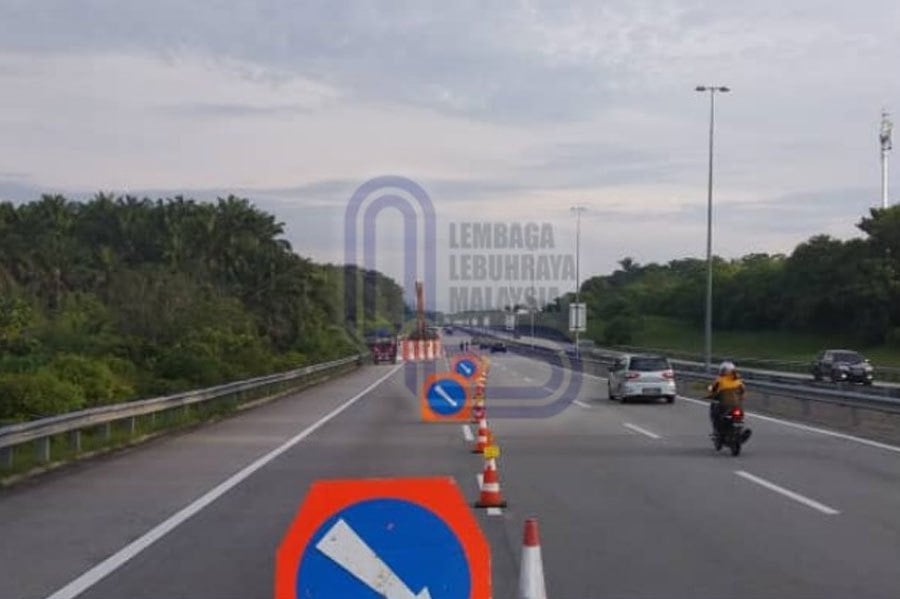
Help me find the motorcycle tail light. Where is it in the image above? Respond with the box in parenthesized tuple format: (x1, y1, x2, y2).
(731, 407, 744, 422)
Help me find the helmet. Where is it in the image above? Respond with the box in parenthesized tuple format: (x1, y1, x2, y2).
(718, 361, 736, 375)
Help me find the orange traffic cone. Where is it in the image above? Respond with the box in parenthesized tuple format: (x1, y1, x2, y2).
(471, 399, 486, 423)
(471, 417, 490, 453)
(475, 457, 507, 508)
(518, 518, 547, 598)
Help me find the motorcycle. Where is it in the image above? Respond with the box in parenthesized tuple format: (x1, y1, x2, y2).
(712, 405, 747, 456)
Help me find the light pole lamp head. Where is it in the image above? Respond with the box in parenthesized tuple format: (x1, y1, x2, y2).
(718, 86, 731, 93)
(695, 85, 707, 92)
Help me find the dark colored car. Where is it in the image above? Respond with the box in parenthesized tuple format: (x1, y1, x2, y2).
(490, 341, 507, 353)
(812, 350, 874, 384)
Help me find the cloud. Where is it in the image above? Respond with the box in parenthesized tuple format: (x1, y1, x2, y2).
(1, 1, 899, 285)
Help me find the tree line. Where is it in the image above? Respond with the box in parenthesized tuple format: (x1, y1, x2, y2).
(0, 194, 405, 421)
(576, 206, 900, 346)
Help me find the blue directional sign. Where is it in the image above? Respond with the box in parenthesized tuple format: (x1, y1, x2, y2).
(276, 477, 492, 598)
(454, 358, 478, 379)
(297, 498, 468, 597)
(425, 377, 468, 417)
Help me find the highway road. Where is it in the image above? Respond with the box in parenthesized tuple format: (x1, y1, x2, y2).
(3, 334, 900, 598)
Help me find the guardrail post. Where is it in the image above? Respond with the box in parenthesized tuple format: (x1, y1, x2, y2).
(1, 446, 12, 469)
(101, 422, 112, 441)
(69, 430, 82, 453)
(127, 417, 137, 436)
(35, 437, 51, 463)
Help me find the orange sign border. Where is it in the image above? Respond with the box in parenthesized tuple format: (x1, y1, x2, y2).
(420, 372, 473, 422)
(450, 353, 484, 380)
(275, 477, 492, 598)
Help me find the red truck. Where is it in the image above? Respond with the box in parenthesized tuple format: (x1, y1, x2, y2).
(367, 337, 398, 364)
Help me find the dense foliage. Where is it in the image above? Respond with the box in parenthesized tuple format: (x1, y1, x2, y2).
(0, 194, 404, 421)
(578, 207, 900, 346)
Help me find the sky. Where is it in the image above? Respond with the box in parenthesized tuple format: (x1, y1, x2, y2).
(1, 1, 898, 309)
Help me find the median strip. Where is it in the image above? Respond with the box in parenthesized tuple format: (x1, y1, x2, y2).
(735, 470, 840, 515)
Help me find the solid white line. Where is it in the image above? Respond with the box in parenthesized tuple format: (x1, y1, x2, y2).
(678, 395, 900, 455)
(462, 424, 474, 442)
(735, 470, 840, 515)
(43, 364, 403, 599)
(573, 400, 592, 409)
(623, 422, 661, 440)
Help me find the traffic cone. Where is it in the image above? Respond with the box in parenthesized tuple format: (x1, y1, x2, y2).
(472, 416, 491, 453)
(471, 417, 490, 453)
(475, 457, 507, 508)
(471, 398, 486, 423)
(518, 518, 547, 599)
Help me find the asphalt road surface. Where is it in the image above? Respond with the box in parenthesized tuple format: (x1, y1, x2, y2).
(3, 335, 900, 598)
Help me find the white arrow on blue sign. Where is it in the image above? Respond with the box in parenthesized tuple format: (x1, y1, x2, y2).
(426, 378, 467, 416)
(297, 498, 470, 597)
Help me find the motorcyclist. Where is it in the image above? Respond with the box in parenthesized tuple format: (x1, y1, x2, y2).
(707, 361, 752, 442)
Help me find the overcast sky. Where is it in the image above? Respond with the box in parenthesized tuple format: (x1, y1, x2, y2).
(1, 1, 898, 305)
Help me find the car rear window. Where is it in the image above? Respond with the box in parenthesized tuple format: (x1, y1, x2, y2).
(833, 352, 863, 363)
(629, 357, 670, 371)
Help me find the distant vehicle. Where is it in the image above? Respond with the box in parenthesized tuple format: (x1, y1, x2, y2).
(367, 337, 397, 364)
(477, 337, 491, 349)
(812, 350, 874, 384)
(443, 327, 454, 335)
(490, 341, 508, 353)
(608, 354, 676, 403)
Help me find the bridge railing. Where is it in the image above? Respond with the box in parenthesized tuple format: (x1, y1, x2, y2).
(0, 354, 362, 474)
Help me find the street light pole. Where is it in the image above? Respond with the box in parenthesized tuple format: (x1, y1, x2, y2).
(571, 205, 587, 359)
(881, 110, 893, 209)
(695, 85, 730, 373)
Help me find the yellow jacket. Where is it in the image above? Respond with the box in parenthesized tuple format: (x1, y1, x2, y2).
(709, 374, 745, 407)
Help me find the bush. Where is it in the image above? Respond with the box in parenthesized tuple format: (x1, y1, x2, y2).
(604, 317, 639, 345)
(0, 371, 86, 421)
(48, 354, 134, 406)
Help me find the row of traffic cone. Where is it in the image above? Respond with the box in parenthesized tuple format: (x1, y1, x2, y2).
(462, 352, 547, 597)
(469, 366, 507, 509)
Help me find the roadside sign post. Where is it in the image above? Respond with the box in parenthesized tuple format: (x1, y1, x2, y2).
(276, 477, 491, 598)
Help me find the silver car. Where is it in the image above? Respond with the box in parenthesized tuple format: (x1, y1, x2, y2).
(607, 354, 677, 403)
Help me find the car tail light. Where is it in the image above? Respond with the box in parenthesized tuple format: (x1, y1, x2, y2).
(662, 370, 675, 379)
(625, 371, 640, 380)
(730, 407, 744, 422)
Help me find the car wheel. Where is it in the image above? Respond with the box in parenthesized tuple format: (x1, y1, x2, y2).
(607, 382, 617, 401)
(863, 380, 873, 386)
(665, 395, 675, 404)
(620, 395, 629, 404)
(813, 371, 822, 382)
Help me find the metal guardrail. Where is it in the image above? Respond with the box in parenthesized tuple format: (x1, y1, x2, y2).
(465, 328, 900, 414)
(0, 354, 362, 470)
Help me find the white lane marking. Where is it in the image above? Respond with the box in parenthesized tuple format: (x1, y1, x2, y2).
(573, 400, 592, 409)
(524, 376, 533, 382)
(475, 474, 502, 516)
(462, 424, 474, 442)
(433, 384, 458, 407)
(43, 364, 403, 599)
(678, 396, 900, 455)
(316, 519, 431, 598)
(735, 470, 840, 516)
(542, 386, 555, 393)
(623, 422, 662, 440)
